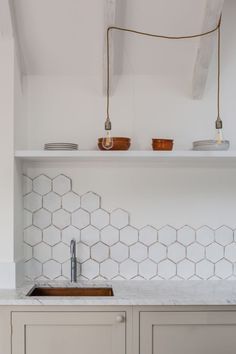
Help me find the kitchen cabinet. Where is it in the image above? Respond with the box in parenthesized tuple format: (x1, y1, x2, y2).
(2, 305, 236, 354)
(139, 311, 236, 354)
(12, 311, 126, 354)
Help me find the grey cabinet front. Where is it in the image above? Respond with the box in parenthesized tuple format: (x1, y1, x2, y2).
(140, 311, 236, 354)
(12, 311, 126, 354)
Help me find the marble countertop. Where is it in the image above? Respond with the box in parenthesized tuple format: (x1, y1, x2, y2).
(1, 280, 236, 306)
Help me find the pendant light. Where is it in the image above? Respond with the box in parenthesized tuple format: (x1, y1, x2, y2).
(102, 28, 114, 150)
(193, 16, 229, 151)
(215, 19, 224, 144)
(103, 16, 229, 151)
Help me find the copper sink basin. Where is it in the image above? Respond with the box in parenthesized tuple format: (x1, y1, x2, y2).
(27, 287, 114, 297)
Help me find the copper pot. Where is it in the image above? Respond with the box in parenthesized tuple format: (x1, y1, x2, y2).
(98, 137, 131, 151)
(152, 139, 174, 151)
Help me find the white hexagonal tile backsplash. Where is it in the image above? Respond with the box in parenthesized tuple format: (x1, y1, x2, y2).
(23, 173, 236, 281)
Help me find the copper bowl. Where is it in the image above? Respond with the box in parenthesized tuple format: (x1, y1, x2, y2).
(152, 139, 174, 151)
(98, 137, 131, 151)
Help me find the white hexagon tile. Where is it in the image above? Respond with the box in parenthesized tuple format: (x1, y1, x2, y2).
(23, 173, 236, 281)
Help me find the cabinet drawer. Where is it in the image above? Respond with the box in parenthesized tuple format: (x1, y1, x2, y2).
(140, 311, 236, 354)
(12, 311, 126, 354)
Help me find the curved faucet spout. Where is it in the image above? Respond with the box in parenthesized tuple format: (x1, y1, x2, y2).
(70, 239, 76, 258)
(70, 239, 77, 283)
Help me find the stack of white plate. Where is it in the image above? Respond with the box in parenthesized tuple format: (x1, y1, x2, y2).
(44, 143, 78, 151)
(192, 140, 230, 151)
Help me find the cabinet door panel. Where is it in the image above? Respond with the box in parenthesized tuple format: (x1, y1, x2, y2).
(140, 311, 236, 354)
(12, 312, 125, 354)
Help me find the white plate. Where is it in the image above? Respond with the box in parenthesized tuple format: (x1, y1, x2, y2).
(45, 142, 77, 145)
(44, 148, 78, 151)
(192, 140, 230, 151)
(45, 147, 78, 149)
(45, 145, 78, 148)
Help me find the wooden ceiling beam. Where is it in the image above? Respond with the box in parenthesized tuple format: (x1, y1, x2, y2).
(0, 0, 24, 75)
(0, 0, 13, 37)
(192, 0, 224, 99)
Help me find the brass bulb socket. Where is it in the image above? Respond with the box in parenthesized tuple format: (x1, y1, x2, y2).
(215, 119, 223, 129)
(105, 120, 112, 131)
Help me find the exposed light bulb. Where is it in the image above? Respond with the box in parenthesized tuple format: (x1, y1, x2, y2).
(216, 128, 223, 144)
(102, 118, 113, 150)
(102, 130, 113, 150)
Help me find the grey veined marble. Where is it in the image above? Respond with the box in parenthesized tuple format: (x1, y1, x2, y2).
(1, 280, 236, 306)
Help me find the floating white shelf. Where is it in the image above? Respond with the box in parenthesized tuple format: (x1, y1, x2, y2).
(14, 150, 236, 167)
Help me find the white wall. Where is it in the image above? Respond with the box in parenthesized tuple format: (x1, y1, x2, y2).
(0, 38, 16, 288)
(20, 1, 236, 231)
(14, 46, 25, 286)
(0, 29, 25, 288)
(0, 0, 234, 287)
(25, 164, 236, 230)
(23, 71, 235, 151)
(23, 0, 236, 150)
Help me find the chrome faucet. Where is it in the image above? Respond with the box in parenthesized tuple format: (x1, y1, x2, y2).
(70, 239, 77, 283)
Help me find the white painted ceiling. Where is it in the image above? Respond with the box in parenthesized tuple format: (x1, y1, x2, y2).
(13, 0, 208, 76)
(13, 0, 104, 75)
